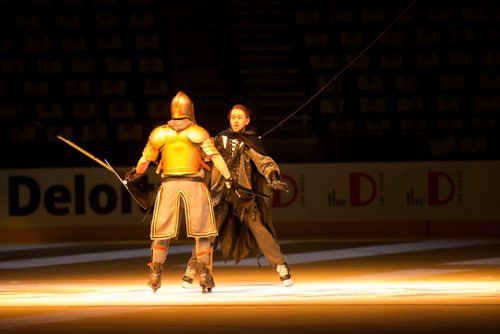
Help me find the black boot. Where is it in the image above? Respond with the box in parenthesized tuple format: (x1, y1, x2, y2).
(198, 263, 215, 293)
(147, 262, 163, 293)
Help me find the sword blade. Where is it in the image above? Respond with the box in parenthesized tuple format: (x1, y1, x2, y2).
(56, 135, 113, 172)
(234, 185, 270, 198)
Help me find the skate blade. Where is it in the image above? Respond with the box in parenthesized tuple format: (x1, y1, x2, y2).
(147, 282, 160, 293)
(282, 279, 293, 287)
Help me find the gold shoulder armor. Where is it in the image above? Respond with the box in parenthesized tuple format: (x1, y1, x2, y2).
(148, 125, 170, 149)
(185, 124, 210, 144)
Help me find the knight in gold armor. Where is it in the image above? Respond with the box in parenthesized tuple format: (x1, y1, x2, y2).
(127, 91, 234, 293)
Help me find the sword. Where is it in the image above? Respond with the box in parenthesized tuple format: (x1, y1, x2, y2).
(226, 182, 270, 199)
(36, 122, 152, 209)
(36, 122, 114, 171)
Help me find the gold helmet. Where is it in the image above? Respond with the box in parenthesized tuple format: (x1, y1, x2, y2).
(170, 91, 195, 122)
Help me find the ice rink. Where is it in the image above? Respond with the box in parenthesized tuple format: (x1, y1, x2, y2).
(1, 239, 499, 333)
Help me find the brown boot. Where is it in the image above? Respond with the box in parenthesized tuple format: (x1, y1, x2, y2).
(198, 263, 215, 293)
(276, 263, 293, 287)
(182, 263, 198, 288)
(147, 262, 163, 293)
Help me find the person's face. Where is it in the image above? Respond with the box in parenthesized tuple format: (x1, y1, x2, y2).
(229, 108, 250, 133)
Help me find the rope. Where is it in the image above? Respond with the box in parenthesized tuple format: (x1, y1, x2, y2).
(259, 0, 418, 139)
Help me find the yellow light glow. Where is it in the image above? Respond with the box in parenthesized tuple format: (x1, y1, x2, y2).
(1, 279, 499, 307)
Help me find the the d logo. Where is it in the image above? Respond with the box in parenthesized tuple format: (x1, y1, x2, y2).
(428, 171, 455, 205)
(349, 173, 377, 206)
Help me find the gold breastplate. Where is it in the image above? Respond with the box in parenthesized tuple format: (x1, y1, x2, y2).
(159, 129, 202, 175)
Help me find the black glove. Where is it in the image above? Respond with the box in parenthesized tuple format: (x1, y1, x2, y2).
(268, 172, 289, 192)
(124, 167, 142, 184)
(225, 176, 237, 189)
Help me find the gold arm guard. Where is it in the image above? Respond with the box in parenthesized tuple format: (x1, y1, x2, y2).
(200, 137, 220, 156)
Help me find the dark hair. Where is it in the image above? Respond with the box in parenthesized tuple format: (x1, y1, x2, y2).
(228, 104, 251, 119)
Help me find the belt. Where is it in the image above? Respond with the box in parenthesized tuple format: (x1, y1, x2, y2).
(161, 175, 204, 182)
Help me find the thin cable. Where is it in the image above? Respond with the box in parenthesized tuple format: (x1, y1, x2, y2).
(259, 0, 418, 139)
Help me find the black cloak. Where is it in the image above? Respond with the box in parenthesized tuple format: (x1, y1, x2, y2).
(211, 128, 278, 265)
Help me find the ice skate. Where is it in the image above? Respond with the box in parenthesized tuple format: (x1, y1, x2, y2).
(147, 262, 163, 293)
(198, 263, 215, 293)
(182, 264, 197, 288)
(276, 263, 293, 287)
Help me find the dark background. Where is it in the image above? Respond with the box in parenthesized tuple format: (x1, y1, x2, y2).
(1, 0, 498, 168)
